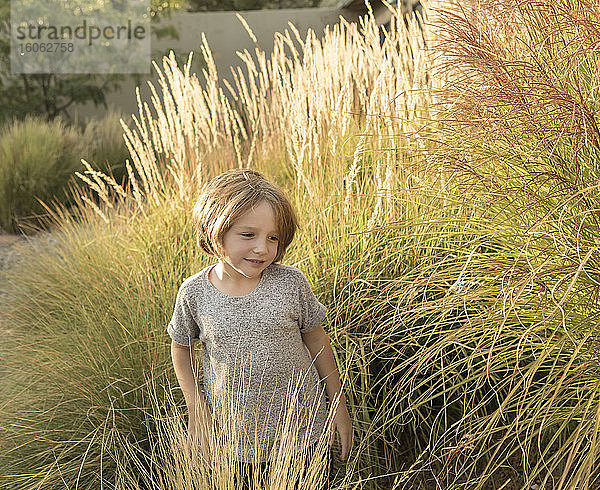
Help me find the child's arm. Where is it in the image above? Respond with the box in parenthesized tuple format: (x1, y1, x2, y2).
(171, 340, 215, 464)
(301, 326, 353, 462)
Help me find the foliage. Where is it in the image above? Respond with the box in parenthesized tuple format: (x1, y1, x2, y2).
(0, 0, 182, 124)
(0, 116, 84, 232)
(185, 0, 320, 12)
(2, 0, 600, 489)
(433, 0, 600, 362)
(0, 2, 431, 487)
(0, 111, 129, 233)
(416, 0, 600, 486)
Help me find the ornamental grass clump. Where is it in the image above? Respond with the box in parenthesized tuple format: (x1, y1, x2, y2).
(0, 191, 340, 489)
(384, 0, 600, 487)
(100, 361, 338, 490)
(7, 0, 600, 487)
(0, 111, 132, 234)
(0, 116, 84, 232)
(81, 109, 132, 186)
(0, 2, 438, 488)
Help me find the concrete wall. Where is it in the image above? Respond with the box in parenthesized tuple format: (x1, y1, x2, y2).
(72, 7, 361, 122)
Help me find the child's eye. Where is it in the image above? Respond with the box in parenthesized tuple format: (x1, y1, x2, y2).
(240, 233, 278, 241)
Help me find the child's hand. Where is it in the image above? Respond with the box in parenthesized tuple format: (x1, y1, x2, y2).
(186, 428, 211, 467)
(187, 415, 217, 468)
(329, 400, 353, 462)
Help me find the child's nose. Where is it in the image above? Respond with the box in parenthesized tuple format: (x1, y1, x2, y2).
(253, 237, 269, 253)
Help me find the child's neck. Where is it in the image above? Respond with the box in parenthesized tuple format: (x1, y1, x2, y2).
(210, 262, 262, 297)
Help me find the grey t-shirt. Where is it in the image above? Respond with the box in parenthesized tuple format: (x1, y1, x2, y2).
(167, 262, 329, 463)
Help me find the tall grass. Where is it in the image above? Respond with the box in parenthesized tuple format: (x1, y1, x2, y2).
(81, 109, 132, 186)
(1, 2, 440, 487)
(0, 111, 131, 233)
(0, 116, 83, 233)
(4, 0, 600, 488)
(391, 0, 600, 487)
(0, 193, 341, 489)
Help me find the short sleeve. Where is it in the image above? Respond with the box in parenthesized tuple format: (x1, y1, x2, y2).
(166, 281, 203, 346)
(296, 270, 327, 333)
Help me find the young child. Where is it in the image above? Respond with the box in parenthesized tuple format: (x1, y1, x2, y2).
(167, 168, 353, 486)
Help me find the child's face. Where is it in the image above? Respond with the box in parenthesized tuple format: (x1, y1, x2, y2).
(219, 200, 279, 279)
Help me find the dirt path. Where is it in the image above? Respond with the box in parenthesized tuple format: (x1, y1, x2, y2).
(0, 231, 61, 272)
(0, 231, 64, 305)
(0, 231, 60, 312)
(0, 234, 22, 247)
(0, 234, 26, 279)
(0, 234, 26, 316)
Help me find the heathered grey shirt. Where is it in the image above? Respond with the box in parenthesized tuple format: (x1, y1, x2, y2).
(167, 262, 329, 463)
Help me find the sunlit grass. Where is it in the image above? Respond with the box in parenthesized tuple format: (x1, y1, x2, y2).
(3, 0, 600, 488)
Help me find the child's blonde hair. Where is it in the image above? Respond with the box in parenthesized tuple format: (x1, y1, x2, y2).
(192, 169, 298, 264)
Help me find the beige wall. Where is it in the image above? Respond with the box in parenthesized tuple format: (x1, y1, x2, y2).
(72, 7, 361, 122)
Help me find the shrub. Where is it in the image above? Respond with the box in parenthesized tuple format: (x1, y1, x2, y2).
(8, 0, 600, 488)
(0, 111, 132, 234)
(81, 109, 131, 186)
(0, 116, 84, 233)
